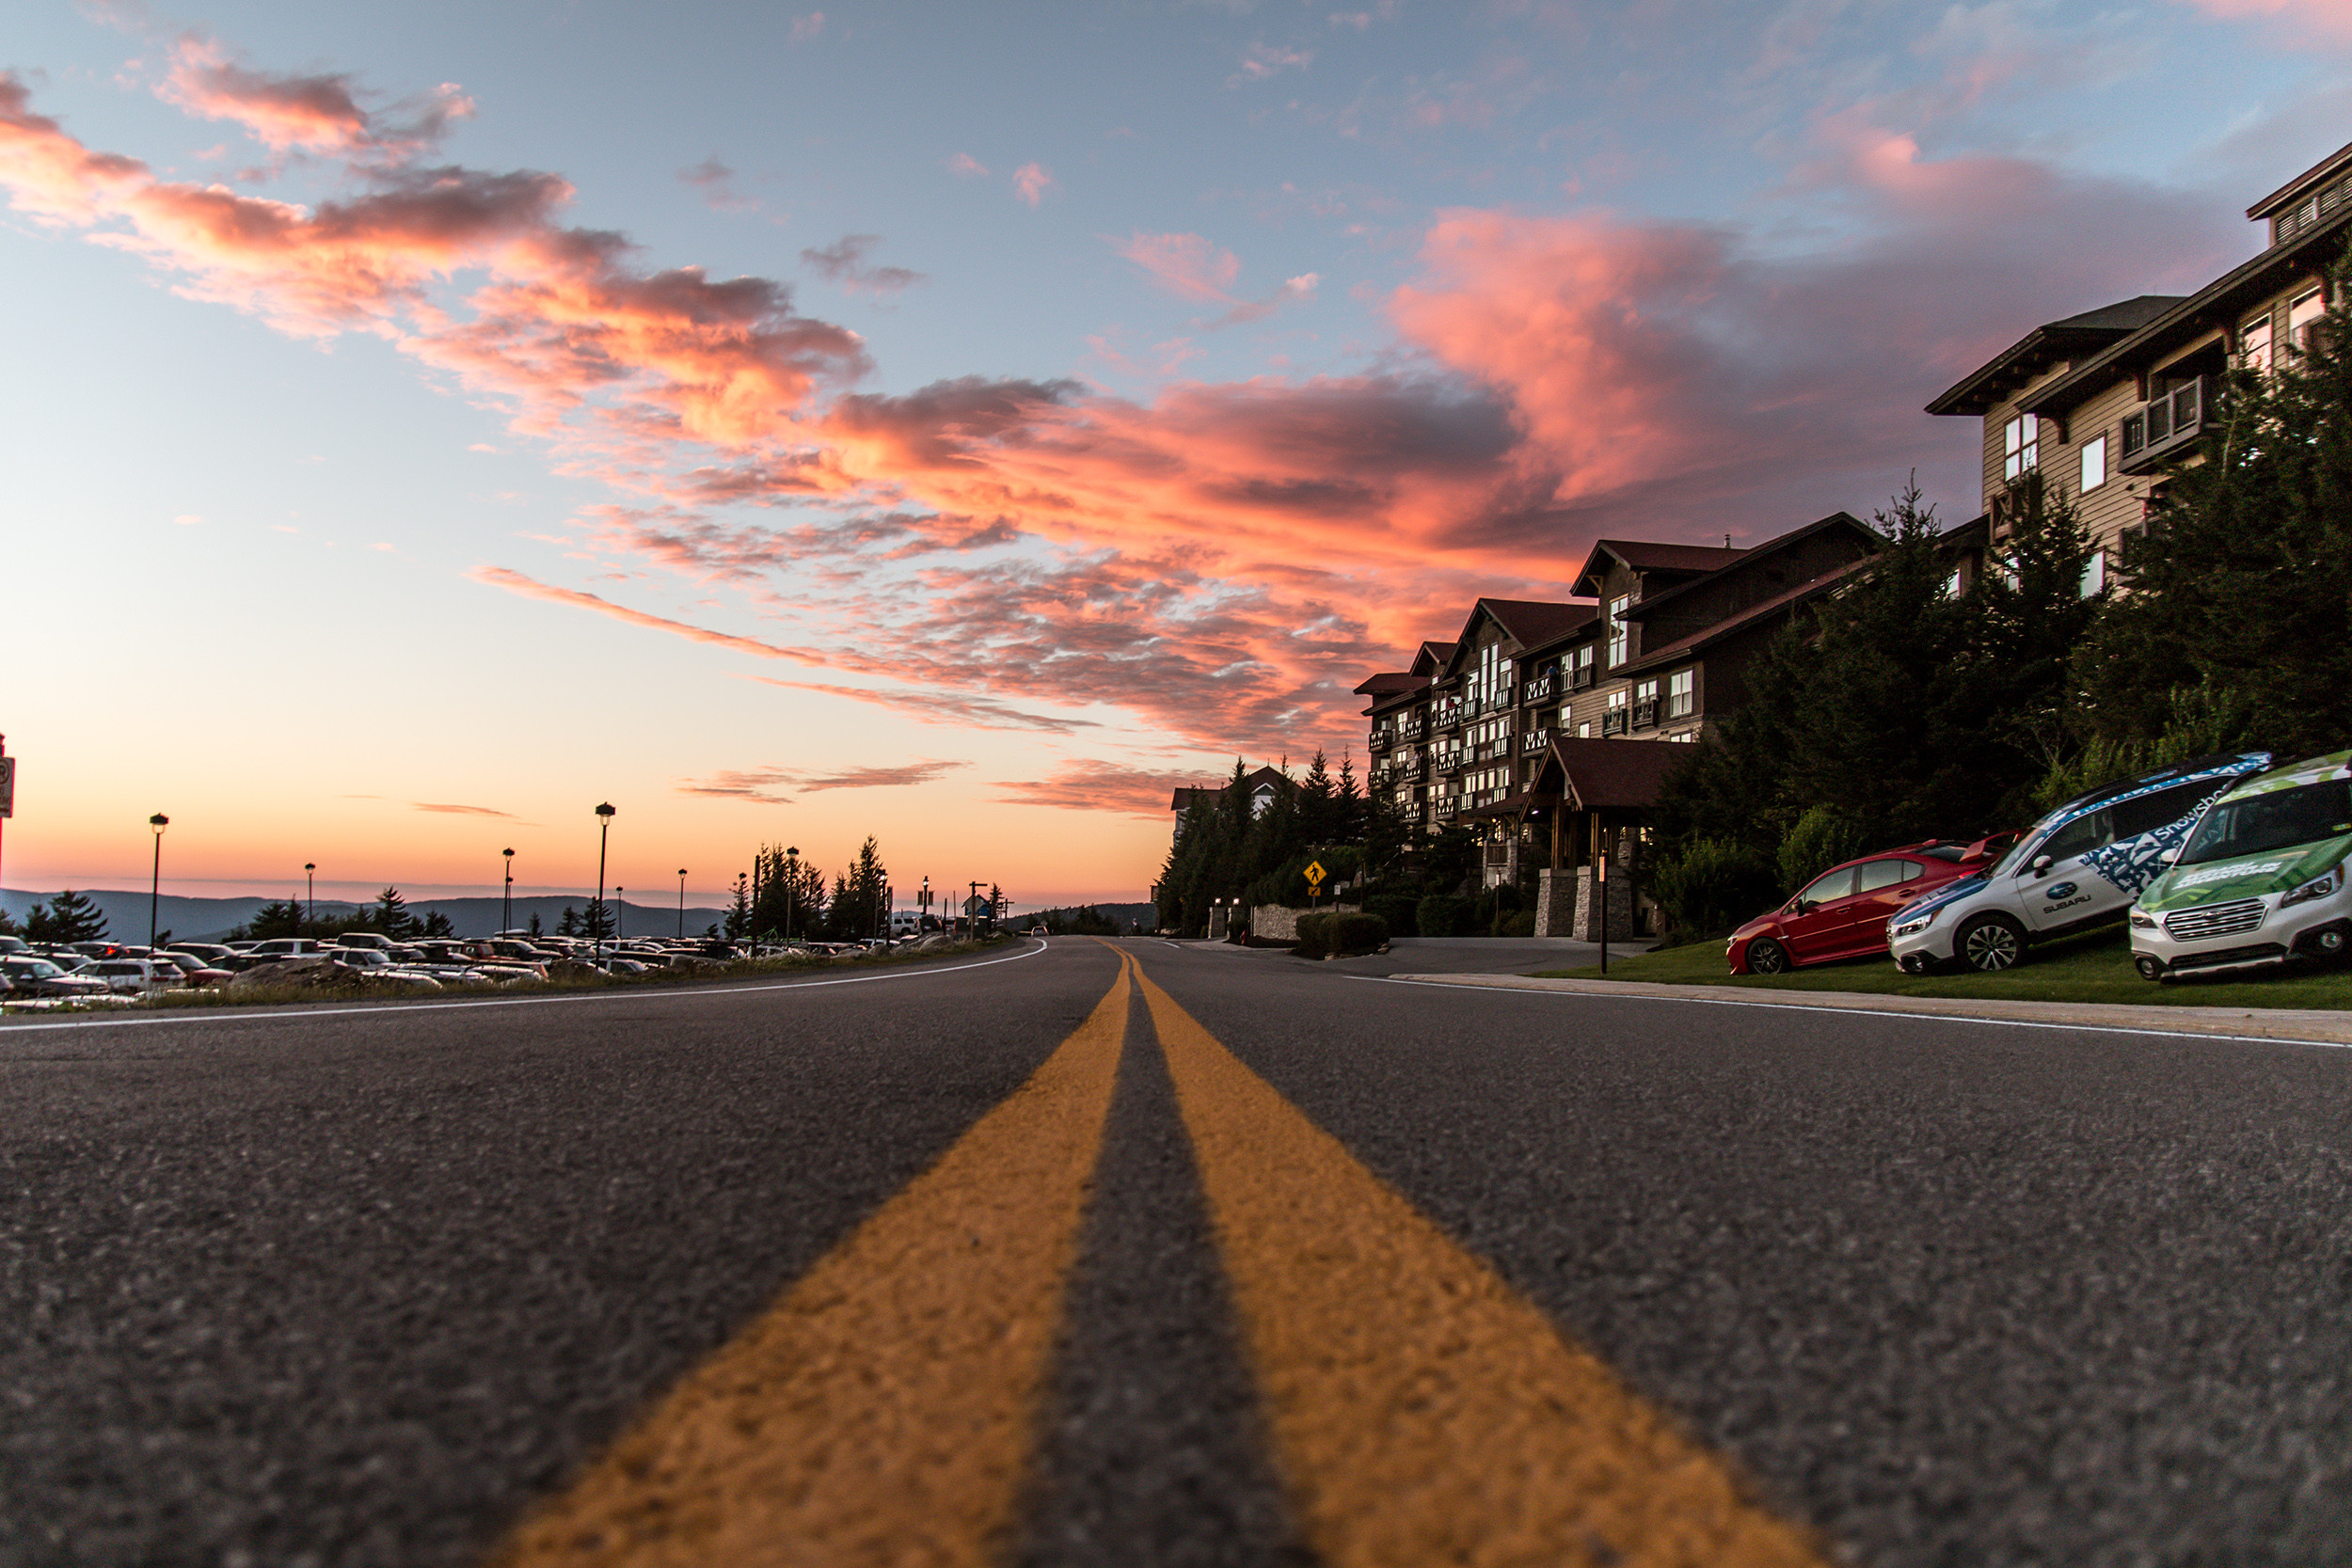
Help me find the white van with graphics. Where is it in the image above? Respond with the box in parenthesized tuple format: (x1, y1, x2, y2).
(1885, 752, 2271, 973)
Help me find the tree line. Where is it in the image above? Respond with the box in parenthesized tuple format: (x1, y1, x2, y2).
(723, 836, 897, 942)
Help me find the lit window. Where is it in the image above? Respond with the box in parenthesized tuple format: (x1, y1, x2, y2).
(1666, 669, 1694, 718)
(2290, 290, 2325, 354)
(1606, 594, 1631, 667)
(2242, 314, 2274, 374)
(2079, 434, 2107, 492)
(1577, 721, 1591, 738)
(2003, 413, 2039, 481)
(2080, 549, 2107, 597)
(1946, 567, 1963, 598)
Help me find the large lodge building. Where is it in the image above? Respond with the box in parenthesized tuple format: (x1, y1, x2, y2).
(1349, 137, 2352, 942)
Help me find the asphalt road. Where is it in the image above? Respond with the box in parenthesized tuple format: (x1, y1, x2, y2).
(3, 938, 2346, 1565)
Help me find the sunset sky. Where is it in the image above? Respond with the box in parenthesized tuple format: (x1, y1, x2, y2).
(3, 0, 2344, 909)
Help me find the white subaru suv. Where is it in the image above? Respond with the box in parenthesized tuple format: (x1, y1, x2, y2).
(1885, 752, 2272, 974)
(2128, 750, 2352, 980)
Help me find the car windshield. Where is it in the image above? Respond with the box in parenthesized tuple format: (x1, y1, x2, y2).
(7, 959, 63, 979)
(2177, 778, 2352, 864)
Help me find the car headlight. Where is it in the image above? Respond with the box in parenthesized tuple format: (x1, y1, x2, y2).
(2128, 908, 2157, 929)
(1890, 908, 1940, 938)
(2280, 863, 2346, 909)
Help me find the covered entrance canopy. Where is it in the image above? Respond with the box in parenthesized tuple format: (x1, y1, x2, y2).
(1518, 736, 1689, 869)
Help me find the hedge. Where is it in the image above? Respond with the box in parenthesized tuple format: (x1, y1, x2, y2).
(1415, 894, 1479, 938)
(1362, 892, 1420, 937)
(1295, 911, 1389, 958)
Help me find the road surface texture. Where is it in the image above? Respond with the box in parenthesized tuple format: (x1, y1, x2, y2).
(3, 938, 2345, 1565)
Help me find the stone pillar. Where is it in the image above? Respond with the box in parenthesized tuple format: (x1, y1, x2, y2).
(1206, 904, 1229, 941)
(1534, 868, 1575, 936)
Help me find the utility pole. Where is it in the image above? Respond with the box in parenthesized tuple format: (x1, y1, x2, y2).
(593, 802, 615, 962)
(148, 814, 169, 947)
(502, 847, 514, 932)
(677, 868, 688, 939)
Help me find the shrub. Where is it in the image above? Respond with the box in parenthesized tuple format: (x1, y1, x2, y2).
(1776, 806, 1872, 896)
(1327, 911, 1388, 955)
(1294, 911, 1334, 958)
(1499, 910, 1537, 938)
(1648, 838, 1779, 940)
(1416, 894, 1478, 938)
(1363, 892, 1420, 937)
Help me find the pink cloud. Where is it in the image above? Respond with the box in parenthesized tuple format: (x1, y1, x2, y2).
(801, 233, 926, 294)
(678, 759, 965, 803)
(158, 37, 471, 164)
(946, 152, 989, 178)
(1013, 162, 1054, 206)
(1114, 230, 1242, 302)
(789, 12, 827, 42)
(2180, 0, 2352, 40)
(991, 760, 1191, 818)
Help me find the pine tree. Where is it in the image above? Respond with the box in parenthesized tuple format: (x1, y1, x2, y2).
(1298, 750, 1335, 845)
(0, 905, 18, 938)
(421, 910, 455, 938)
(558, 906, 579, 937)
(25, 889, 107, 943)
(725, 873, 752, 940)
(372, 886, 420, 940)
(528, 911, 544, 938)
(1334, 751, 1364, 845)
(580, 899, 613, 940)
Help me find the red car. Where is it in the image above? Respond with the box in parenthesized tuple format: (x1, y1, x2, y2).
(1726, 836, 2013, 974)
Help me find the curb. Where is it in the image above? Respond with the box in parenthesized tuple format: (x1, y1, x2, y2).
(1382, 973, 2352, 1047)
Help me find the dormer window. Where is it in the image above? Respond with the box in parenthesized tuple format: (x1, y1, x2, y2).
(2003, 413, 2039, 481)
(1606, 594, 1631, 667)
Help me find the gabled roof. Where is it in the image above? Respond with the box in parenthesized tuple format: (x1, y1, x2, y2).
(1925, 295, 2183, 418)
(1617, 555, 1875, 673)
(1351, 672, 1426, 697)
(1408, 641, 1456, 677)
(2022, 209, 2352, 419)
(2249, 136, 2352, 221)
(1169, 765, 1288, 813)
(1620, 512, 1875, 623)
(1569, 540, 1746, 599)
(1475, 597, 1597, 650)
(1530, 736, 1692, 812)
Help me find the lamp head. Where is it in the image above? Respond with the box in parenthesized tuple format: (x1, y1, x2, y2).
(503, 847, 515, 860)
(595, 802, 616, 821)
(150, 814, 168, 832)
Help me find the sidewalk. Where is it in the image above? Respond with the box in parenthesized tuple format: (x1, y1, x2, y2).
(1385, 972, 2352, 1047)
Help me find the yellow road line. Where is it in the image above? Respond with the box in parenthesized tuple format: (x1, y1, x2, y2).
(1134, 961, 1832, 1568)
(488, 952, 1135, 1568)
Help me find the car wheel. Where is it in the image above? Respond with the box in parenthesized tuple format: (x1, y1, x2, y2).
(1957, 913, 2026, 973)
(1746, 937, 1790, 974)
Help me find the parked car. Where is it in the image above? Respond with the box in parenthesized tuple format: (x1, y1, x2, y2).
(2128, 751, 2352, 980)
(0, 936, 28, 957)
(1887, 752, 2275, 974)
(86, 958, 183, 994)
(1727, 837, 2011, 974)
(165, 942, 236, 964)
(0, 957, 111, 999)
(148, 951, 232, 988)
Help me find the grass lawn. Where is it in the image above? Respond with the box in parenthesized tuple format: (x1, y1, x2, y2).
(1531, 925, 2352, 1010)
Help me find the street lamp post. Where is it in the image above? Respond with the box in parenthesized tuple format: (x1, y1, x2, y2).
(615, 887, 624, 942)
(148, 814, 169, 947)
(502, 847, 515, 932)
(785, 846, 799, 942)
(676, 869, 688, 939)
(594, 802, 615, 960)
(305, 863, 315, 936)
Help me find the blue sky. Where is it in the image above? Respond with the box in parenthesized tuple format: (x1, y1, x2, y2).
(1, 0, 2344, 905)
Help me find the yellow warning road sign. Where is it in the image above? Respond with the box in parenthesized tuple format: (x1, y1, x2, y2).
(1304, 861, 1327, 888)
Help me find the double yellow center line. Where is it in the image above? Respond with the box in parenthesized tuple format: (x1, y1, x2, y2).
(492, 947, 1829, 1567)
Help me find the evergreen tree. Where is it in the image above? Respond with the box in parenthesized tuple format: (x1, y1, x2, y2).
(24, 889, 107, 943)
(558, 906, 580, 937)
(725, 872, 752, 940)
(1298, 750, 1336, 844)
(420, 910, 455, 938)
(1334, 752, 1364, 845)
(371, 886, 420, 940)
(231, 899, 306, 941)
(527, 911, 544, 939)
(0, 905, 18, 938)
(579, 899, 613, 940)
(2070, 274, 2352, 762)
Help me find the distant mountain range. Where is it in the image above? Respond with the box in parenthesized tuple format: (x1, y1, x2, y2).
(0, 890, 731, 942)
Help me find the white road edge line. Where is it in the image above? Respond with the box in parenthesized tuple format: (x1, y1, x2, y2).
(1345, 973, 2352, 1051)
(0, 940, 1051, 1034)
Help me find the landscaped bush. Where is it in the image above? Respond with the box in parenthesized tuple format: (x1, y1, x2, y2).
(1363, 892, 1420, 937)
(1648, 837, 1780, 941)
(1294, 911, 1334, 958)
(1500, 910, 1537, 938)
(1295, 911, 1388, 957)
(1415, 894, 1479, 938)
(1776, 805, 1872, 896)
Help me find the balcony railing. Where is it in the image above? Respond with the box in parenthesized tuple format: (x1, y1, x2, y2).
(1523, 674, 1555, 704)
(1600, 708, 1630, 737)
(1570, 665, 1597, 690)
(2120, 374, 2216, 474)
(1630, 699, 1661, 731)
(1401, 715, 1425, 740)
(1436, 747, 1467, 773)
(1368, 729, 1393, 752)
(1487, 687, 1515, 714)
(1433, 700, 1464, 730)
(1521, 726, 1551, 753)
